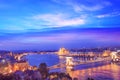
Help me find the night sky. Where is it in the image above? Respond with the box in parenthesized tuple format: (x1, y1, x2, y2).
(0, 0, 120, 50)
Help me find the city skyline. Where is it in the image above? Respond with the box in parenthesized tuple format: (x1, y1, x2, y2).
(0, 0, 120, 50)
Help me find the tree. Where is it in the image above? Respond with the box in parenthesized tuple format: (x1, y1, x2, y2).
(38, 63, 49, 80)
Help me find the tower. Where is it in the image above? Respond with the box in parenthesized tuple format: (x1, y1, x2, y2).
(66, 57, 74, 71)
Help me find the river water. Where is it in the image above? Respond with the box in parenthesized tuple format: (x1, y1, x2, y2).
(26, 54, 59, 67)
(67, 63, 120, 80)
(26, 54, 120, 80)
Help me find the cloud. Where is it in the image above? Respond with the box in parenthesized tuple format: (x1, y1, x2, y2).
(52, 0, 112, 12)
(1, 28, 120, 50)
(96, 14, 111, 18)
(96, 11, 120, 18)
(73, 4, 103, 12)
(20, 33, 77, 43)
(72, 1, 111, 12)
(31, 13, 86, 27)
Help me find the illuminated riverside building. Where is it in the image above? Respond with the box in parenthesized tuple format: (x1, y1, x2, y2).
(13, 60, 30, 71)
(0, 58, 12, 74)
(57, 47, 69, 55)
(0, 58, 8, 73)
(102, 50, 111, 57)
(0, 53, 31, 74)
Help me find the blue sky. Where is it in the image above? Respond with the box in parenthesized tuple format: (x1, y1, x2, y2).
(0, 0, 120, 50)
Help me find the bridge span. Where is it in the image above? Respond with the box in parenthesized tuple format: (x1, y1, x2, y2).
(48, 56, 111, 70)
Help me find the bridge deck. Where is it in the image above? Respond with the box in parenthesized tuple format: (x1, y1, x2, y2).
(49, 57, 111, 70)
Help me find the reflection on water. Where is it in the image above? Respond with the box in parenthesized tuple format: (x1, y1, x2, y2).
(68, 63, 120, 80)
(59, 56, 66, 72)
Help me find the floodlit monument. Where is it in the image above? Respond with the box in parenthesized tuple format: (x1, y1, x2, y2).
(102, 50, 111, 57)
(57, 48, 69, 55)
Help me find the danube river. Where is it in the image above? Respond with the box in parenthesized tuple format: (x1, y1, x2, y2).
(26, 54, 120, 80)
(26, 54, 59, 67)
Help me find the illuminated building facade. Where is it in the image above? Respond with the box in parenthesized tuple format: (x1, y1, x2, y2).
(13, 60, 30, 71)
(102, 50, 111, 57)
(57, 48, 69, 55)
(0, 58, 12, 74)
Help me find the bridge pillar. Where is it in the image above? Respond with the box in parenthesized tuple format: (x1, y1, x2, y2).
(110, 52, 118, 62)
(66, 57, 74, 71)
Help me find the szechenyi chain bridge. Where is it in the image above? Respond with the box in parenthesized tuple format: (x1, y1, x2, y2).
(49, 48, 120, 71)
